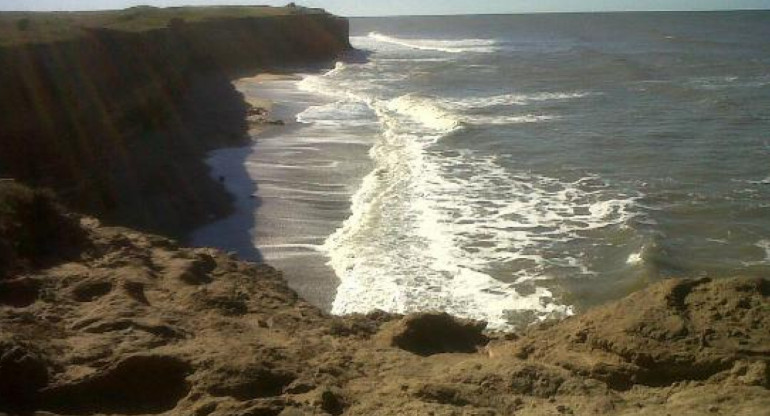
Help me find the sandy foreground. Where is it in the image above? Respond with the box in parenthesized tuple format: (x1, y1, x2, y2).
(1, 211, 769, 415)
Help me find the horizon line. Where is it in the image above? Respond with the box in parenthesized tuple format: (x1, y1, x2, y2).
(1, 6, 769, 15)
(347, 7, 770, 19)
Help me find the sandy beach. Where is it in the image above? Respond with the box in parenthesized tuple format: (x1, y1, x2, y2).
(192, 73, 376, 310)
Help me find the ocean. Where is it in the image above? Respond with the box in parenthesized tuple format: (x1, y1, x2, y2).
(195, 11, 770, 330)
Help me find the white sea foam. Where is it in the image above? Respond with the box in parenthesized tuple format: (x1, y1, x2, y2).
(386, 95, 463, 132)
(291, 54, 638, 330)
(297, 100, 376, 127)
(298, 68, 556, 131)
(323, 61, 348, 77)
(388, 93, 559, 128)
(374, 57, 453, 63)
(758, 240, 770, 263)
(368, 32, 498, 54)
(444, 92, 596, 109)
(323, 124, 638, 329)
(626, 251, 644, 265)
(298, 62, 379, 105)
(743, 240, 770, 266)
(469, 114, 558, 125)
(388, 94, 560, 128)
(747, 176, 770, 185)
(688, 75, 770, 90)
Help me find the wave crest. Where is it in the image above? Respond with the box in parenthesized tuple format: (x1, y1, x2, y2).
(445, 92, 596, 109)
(368, 32, 498, 54)
(386, 95, 463, 132)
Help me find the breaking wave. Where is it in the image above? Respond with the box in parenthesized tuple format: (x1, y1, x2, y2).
(368, 32, 499, 54)
(294, 61, 641, 330)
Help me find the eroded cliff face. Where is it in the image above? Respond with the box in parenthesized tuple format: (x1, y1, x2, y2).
(0, 11, 350, 238)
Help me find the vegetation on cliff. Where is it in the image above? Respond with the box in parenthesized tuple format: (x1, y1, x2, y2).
(0, 5, 327, 46)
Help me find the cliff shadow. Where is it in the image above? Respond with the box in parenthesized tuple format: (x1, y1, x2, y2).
(188, 143, 264, 264)
(183, 76, 264, 264)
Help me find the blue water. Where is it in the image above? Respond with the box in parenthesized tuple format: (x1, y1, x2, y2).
(222, 12, 770, 329)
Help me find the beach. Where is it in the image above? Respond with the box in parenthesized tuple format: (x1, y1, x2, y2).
(192, 73, 377, 309)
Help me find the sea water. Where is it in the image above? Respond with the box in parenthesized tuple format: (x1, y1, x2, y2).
(209, 12, 770, 329)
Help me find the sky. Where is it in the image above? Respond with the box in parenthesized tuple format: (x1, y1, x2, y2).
(2, 0, 770, 16)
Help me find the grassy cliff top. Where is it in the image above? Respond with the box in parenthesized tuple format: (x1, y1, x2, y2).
(0, 5, 330, 46)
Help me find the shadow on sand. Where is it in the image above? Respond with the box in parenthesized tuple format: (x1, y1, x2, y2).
(188, 54, 372, 264)
(188, 139, 265, 264)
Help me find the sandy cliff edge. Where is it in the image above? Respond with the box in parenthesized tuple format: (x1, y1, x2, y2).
(0, 209, 768, 415)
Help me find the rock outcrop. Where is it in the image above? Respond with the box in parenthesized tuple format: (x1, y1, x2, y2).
(0, 182, 86, 279)
(1, 205, 768, 415)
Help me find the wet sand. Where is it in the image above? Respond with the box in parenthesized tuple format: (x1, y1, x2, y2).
(192, 74, 374, 310)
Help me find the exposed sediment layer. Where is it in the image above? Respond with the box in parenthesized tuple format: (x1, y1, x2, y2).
(0, 7, 350, 238)
(0, 205, 768, 415)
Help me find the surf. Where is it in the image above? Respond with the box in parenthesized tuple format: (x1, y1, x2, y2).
(368, 32, 499, 54)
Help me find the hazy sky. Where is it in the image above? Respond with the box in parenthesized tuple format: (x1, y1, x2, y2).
(2, 0, 770, 16)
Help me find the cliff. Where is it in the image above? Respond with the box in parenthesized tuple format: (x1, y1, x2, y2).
(2, 8, 768, 416)
(0, 6, 350, 238)
(0, 188, 768, 415)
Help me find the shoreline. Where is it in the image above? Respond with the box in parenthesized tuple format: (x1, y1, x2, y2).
(186, 73, 284, 264)
(191, 72, 359, 311)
